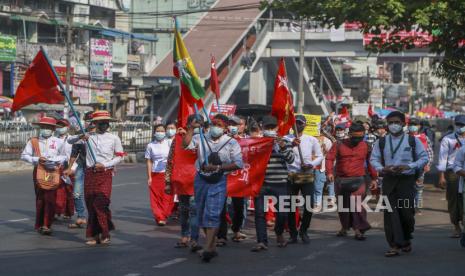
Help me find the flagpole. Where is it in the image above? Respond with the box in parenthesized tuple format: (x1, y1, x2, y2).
(39, 46, 98, 164)
(194, 103, 209, 165)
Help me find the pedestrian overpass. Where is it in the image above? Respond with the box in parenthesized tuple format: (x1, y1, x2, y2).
(150, 0, 438, 119)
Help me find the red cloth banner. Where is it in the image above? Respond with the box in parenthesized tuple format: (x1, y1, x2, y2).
(271, 57, 295, 136)
(227, 137, 274, 197)
(171, 136, 274, 197)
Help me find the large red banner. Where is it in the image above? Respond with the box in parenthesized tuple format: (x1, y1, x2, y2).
(170, 136, 274, 197)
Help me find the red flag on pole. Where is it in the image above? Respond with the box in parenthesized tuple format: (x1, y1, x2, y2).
(368, 104, 374, 117)
(177, 83, 204, 128)
(271, 58, 295, 136)
(12, 50, 64, 112)
(210, 56, 220, 99)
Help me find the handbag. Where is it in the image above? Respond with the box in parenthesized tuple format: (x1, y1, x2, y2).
(289, 172, 315, 184)
(199, 138, 232, 184)
(31, 138, 61, 191)
(335, 176, 364, 193)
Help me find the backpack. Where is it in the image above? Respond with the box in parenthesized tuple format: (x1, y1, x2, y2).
(379, 135, 420, 179)
(199, 137, 233, 183)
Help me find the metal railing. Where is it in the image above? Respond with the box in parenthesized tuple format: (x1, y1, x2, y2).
(0, 121, 153, 161)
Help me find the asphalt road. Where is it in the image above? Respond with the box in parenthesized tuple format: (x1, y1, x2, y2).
(0, 164, 464, 276)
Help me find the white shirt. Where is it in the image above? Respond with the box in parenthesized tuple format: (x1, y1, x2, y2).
(437, 133, 465, 172)
(85, 132, 124, 168)
(57, 135, 73, 160)
(453, 146, 465, 193)
(285, 134, 323, 173)
(317, 136, 333, 173)
(21, 136, 67, 165)
(145, 139, 171, 173)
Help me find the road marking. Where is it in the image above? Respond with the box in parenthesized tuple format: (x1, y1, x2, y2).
(0, 218, 29, 224)
(113, 182, 141, 187)
(267, 265, 296, 276)
(302, 251, 324, 260)
(153, 258, 187, 268)
(327, 240, 345, 248)
(124, 274, 141, 276)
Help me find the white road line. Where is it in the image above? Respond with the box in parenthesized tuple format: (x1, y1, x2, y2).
(327, 240, 346, 248)
(267, 265, 296, 276)
(113, 182, 141, 187)
(302, 251, 324, 260)
(0, 218, 29, 224)
(153, 258, 187, 268)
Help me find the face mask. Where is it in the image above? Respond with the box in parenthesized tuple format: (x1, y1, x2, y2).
(350, 137, 364, 146)
(210, 126, 224, 138)
(388, 123, 403, 134)
(154, 132, 166, 141)
(336, 131, 345, 139)
(263, 130, 277, 138)
(40, 129, 53, 138)
(97, 122, 110, 132)
(228, 126, 238, 135)
(56, 127, 68, 135)
(166, 129, 176, 138)
(193, 128, 200, 135)
(408, 126, 419, 133)
(296, 124, 305, 133)
(456, 126, 465, 134)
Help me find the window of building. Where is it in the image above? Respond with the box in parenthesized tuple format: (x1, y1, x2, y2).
(37, 23, 57, 43)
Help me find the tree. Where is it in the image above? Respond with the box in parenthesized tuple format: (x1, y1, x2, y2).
(263, 0, 465, 86)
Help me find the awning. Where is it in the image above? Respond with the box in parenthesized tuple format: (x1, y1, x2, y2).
(99, 28, 158, 42)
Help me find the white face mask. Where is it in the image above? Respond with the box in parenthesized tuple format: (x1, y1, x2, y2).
(263, 130, 277, 138)
(166, 129, 176, 138)
(388, 124, 403, 134)
(40, 129, 53, 138)
(228, 126, 238, 135)
(56, 127, 68, 135)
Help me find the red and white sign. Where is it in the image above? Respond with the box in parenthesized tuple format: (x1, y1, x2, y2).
(210, 103, 236, 117)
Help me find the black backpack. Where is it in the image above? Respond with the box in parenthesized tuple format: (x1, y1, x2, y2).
(379, 135, 420, 179)
(199, 137, 233, 183)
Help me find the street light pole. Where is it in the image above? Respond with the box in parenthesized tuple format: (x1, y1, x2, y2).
(297, 18, 305, 114)
(64, 5, 73, 119)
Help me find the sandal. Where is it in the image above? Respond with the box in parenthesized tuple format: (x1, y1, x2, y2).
(401, 243, 412, 253)
(201, 251, 218, 263)
(85, 239, 98, 246)
(251, 243, 268, 252)
(68, 222, 86, 229)
(336, 230, 348, 237)
(174, 241, 189, 248)
(449, 233, 461, 238)
(385, 249, 400, 257)
(41, 227, 52, 235)
(216, 239, 227, 247)
(190, 242, 203, 253)
(354, 233, 366, 241)
(100, 238, 111, 245)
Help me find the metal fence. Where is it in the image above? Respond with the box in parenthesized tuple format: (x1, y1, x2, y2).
(0, 121, 153, 161)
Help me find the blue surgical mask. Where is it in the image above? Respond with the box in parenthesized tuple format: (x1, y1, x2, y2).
(193, 128, 200, 135)
(40, 129, 53, 138)
(388, 124, 403, 134)
(210, 126, 224, 138)
(228, 126, 238, 135)
(408, 126, 419, 133)
(263, 130, 277, 138)
(166, 129, 176, 138)
(154, 132, 166, 141)
(56, 127, 68, 135)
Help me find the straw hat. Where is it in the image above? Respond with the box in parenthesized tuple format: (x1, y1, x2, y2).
(90, 110, 116, 122)
(31, 116, 58, 127)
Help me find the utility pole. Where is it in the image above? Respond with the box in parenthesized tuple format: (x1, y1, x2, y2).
(297, 18, 305, 113)
(64, 5, 73, 119)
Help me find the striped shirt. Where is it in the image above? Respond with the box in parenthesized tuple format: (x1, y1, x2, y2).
(264, 141, 295, 184)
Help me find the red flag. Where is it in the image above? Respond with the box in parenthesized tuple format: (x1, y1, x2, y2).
(210, 56, 220, 99)
(368, 104, 374, 117)
(271, 58, 295, 136)
(12, 50, 64, 112)
(171, 134, 197, 195)
(177, 83, 204, 128)
(170, 137, 273, 197)
(227, 138, 274, 197)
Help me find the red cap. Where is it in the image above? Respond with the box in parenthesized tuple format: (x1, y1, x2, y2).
(32, 116, 58, 127)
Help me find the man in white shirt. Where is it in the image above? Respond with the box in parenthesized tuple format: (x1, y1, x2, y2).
(286, 115, 323, 244)
(82, 110, 124, 246)
(21, 116, 67, 235)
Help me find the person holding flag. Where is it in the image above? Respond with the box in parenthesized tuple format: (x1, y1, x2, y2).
(183, 113, 243, 263)
(82, 110, 125, 246)
(21, 116, 68, 235)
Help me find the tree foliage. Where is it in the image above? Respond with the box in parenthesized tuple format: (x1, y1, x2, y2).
(263, 0, 465, 87)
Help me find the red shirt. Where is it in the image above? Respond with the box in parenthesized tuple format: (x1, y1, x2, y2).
(325, 139, 377, 179)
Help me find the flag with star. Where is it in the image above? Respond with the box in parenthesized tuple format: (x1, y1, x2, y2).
(271, 57, 295, 136)
(172, 17, 205, 100)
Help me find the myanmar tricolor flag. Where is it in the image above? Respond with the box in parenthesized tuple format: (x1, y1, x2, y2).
(173, 18, 205, 100)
